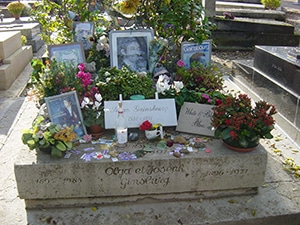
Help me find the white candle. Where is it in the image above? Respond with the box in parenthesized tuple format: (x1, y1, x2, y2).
(159, 126, 164, 139)
(116, 128, 127, 144)
(155, 92, 159, 100)
(119, 94, 123, 101)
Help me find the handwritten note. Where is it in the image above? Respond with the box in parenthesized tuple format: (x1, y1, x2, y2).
(176, 102, 214, 136)
(104, 99, 177, 129)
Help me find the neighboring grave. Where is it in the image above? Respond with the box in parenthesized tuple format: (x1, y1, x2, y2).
(0, 31, 32, 90)
(254, 46, 300, 95)
(232, 45, 300, 146)
(0, 22, 43, 53)
(15, 138, 267, 209)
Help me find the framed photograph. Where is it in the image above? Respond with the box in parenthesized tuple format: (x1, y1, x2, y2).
(181, 40, 212, 69)
(73, 22, 94, 50)
(45, 91, 87, 137)
(48, 43, 86, 67)
(109, 29, 154, 73)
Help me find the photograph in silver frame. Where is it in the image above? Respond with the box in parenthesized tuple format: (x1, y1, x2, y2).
(45, 91, 86, 137)
(109, 29, 154, 73)
(73, 22, 94, 50)
(48, 43, 86, 67)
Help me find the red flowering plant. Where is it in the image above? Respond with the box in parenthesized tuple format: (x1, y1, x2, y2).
(139, 120, 161, 131)
(211, 93, 277, 148)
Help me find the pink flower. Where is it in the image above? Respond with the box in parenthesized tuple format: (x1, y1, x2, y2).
(176, 59, 185, 67)
(78, 63, 85, 71)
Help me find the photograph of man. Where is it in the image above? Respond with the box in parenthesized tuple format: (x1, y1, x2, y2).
(117, 36, 148, 73)
(61, 97, 84, 137)
(74, 22, 94, 50)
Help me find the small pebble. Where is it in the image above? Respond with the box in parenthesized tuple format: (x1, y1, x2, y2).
(173, 152, 181, 158)
(194, 142, 206, 148)
(180, 148, 190, 154)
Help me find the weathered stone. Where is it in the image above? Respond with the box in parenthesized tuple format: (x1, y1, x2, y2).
(15, 139, 268, 209)
(0, 31, 21, 59)
(254, 45, 300, 95)
(0, 34, 32, 90)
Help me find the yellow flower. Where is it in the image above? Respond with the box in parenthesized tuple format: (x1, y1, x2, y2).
(119, 0, 141, 15)
(54, 127, 76, 142)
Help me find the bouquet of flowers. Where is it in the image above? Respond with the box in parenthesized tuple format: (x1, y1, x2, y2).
(21, 115, 77, 158)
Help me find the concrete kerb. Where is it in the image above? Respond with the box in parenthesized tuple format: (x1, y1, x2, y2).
(0, 72, 299, 224)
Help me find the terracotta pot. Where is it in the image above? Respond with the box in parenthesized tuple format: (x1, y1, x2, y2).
(13, 14, 21, 20)
(222, 138, 259, 153)
(87, 124, 104, 139)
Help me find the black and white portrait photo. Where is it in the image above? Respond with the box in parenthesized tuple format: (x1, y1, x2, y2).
(109, 30, 154, 74)
(73, 22, 94, 50)
(117, 36, 147, 73)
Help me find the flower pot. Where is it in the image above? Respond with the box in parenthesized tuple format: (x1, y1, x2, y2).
(145, 128, 161, 140)
(222, 138, 259, 153)
(87, 124, 104, 139)
(13, 13, 20, 20)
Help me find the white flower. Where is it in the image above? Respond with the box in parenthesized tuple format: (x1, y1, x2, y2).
(93, 100, 102, 110)
(95, 93, 102, 102)
(106, 77, 111, 83)
(173, 81, 184, 93)
(156, 75, 171, 94)
(96, 111, 102, 119)
(81, 97, 90, 108)
(36, 130, 44, 138)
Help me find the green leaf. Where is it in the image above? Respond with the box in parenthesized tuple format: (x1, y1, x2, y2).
(56, 141, 66, 151)
(65, 141, 73, 149)
(220, 127, 232, 140)
(51, 147, 63, 158)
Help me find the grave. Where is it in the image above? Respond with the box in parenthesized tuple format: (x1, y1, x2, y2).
(0, 31, 32, 90)
(232, 45, 300, 146)
(0, 22, 43, 53)
(14, 136, 267, 209)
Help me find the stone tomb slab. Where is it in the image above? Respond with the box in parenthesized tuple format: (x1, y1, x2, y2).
(0, 31, 22, 59)
(14, 139, 267, 209)
(254, 45, 300, 95)
(0, 23, 41, 39)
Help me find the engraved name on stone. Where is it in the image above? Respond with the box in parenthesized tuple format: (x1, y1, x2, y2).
(105, 164, 184, 189)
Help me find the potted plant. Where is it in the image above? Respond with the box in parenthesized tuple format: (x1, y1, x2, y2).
(139, 120, 162, 140)
(211, 93, 277, 152)
(96, 67, 155, 101)
(156, 60, 227, 115)
(6, 1, 25, 20)
(80, 88, 104, 137)
(29, 59, 78, 105)
(75, 63, 104, 138)
(21, 115, 77, 158)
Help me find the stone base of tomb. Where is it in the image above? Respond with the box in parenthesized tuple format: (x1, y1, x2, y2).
(15, 138, 267, 209)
